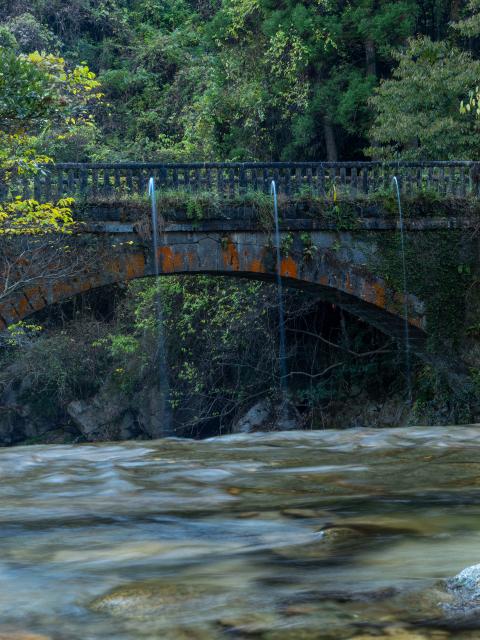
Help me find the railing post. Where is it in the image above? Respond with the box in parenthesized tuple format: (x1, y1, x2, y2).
(284, 167, 291, 196)
(56, 168, 63, 199)
(318, 164, 325, 197)
(217, 166, 224, 198)
(80, 167, 88, 197)
(294, 167, 302, 195)
(228, 166, 235, 198)
(204, 165, 211, 192)
(239, 165, 246, 196)
(362, 167, 368, 195)
(350, 166, 357, 197)
(34, 173, 42, 200)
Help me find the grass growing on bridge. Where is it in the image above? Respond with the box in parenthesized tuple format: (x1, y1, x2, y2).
(76, 187, 480, 226)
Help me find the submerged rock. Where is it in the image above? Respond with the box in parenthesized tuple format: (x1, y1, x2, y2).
(90, 579, 223, 619)
(273, 525, 368, 561)
(217, 611, 281, 634)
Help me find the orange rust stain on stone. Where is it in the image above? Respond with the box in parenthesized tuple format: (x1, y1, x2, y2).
(125, 253, 145, 280)
(249, 259, 265, 274)
(345, 272, 353, 293)
(223, 241, 240, 271)
(23, 287, 44, 310)
(16, 297, 30, 318)
(158, 246, 175, 272)
(52, 281, 77, 302)
(187, 250, 196, 269)
(319, 275, 328, 286)
(157, 247, 183, 272)
(173, 252, 183, 270)
(372, 282, 386, 309)
(280, 257, 298, 279)
(4, 304, 19, 321)
(105, 258, 123, 276)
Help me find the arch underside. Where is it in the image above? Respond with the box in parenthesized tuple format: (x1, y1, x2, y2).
(0, 246, 427, 349)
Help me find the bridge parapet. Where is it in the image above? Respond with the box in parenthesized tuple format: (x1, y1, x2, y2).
(2, 161, 480, 204)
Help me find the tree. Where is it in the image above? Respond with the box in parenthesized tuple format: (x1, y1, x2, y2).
(0, 47, 101, 233)
(0, 47, 101, 313)
(368, 36, 480, 159)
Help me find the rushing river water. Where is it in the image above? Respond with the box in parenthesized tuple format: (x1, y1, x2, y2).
(3, 427, 480, 639)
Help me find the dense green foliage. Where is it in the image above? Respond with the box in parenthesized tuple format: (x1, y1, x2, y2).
(0, 46, 100, 232)
(2, 0, 480, 162)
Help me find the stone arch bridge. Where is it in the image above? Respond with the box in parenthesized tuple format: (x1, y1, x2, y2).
(1, 161, 478, 352)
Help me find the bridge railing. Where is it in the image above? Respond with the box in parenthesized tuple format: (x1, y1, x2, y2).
(2, 161, 480, 202)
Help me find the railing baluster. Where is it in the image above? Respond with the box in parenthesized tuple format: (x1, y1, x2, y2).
(284, 167, 291, 196)
(45, 169, 52, 201)
(114, 168, 121, 192)
(239, 165, 246, 196)
(159, 166, 167, 191)
(126, 169, 133, 193)
(102, 168, 109, 196)
(262, 168, 268, 194)
(250, 166, 256, 194)
(79, 168, 87, 197)
(318, 165, 325, 197)
(137, 169, 145, 195)
(350, 167, 357, 197)
(57, 168, 63, 199)
(194, 167, 201, 192)
(416, 167, 422, 193)
(458, 165, 464, 196)
(340, 167, 346, 196)
(183, 167, 190, 192)
(34, 173, 42, 200)
(306, 167, 313, 194)
(293, 168, 301, 195)
(205, 166, 212, 192)
(439, 166, 446, 196)
(21, 175, 30, 199)
(427, 166, 433, 192)
(92, 168, 98, 197)
(217, 167, 224, 198)
(68, 168, 75, 196)
(362, 167, 368, 195)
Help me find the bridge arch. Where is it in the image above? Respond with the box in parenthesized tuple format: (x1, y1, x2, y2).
(0, 230, 426, 348)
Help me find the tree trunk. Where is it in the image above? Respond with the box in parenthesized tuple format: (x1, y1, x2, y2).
(324, 117, 338, 162)
(365, 39, 377, 77)
(450, 0, 461, 22)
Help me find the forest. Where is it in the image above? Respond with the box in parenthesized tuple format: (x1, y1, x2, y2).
(1, 0, 480, 443)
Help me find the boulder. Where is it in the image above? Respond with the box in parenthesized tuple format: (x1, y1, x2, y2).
(67, 388, 138, 441)
(231, 399, 301, 434)
(232, 399, 272, 433)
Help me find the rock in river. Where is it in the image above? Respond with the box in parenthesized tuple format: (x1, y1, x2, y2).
(90, 579, 224, 620)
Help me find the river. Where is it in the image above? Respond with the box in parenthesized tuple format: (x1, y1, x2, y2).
(2, 427, 480, 639)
